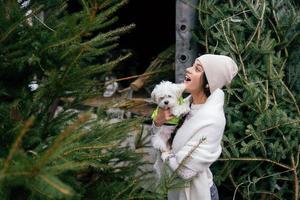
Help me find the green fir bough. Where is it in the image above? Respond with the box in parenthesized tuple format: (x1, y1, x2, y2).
(0, 0, 151, 199)
(195, 0, 300, 199)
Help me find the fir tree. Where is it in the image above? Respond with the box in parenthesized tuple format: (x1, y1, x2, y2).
(195, 0, 300, 199)
(0, 0, 154, 199)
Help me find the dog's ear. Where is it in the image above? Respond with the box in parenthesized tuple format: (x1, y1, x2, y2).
(151, 87, 157, 103)
(175, 83, 186, 97)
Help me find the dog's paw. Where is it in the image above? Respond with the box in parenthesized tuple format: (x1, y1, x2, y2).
(151, 135, 168, 151)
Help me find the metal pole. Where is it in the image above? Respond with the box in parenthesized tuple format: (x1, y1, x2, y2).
(175, 0, 199, 83)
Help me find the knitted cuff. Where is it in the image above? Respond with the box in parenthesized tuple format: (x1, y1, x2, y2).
(161, 151, 175, 162)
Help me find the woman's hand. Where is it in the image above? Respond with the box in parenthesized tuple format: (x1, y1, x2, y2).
(154, 108, 174, 127)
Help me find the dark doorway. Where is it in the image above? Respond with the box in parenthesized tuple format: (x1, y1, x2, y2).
(118, 0, 175, 75)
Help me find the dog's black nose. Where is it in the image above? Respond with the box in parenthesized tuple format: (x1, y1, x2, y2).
(164, 101, 169, 105)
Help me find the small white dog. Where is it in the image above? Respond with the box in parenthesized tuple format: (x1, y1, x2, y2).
(151, 81, 189, 117)
(150, 81, 190, 152)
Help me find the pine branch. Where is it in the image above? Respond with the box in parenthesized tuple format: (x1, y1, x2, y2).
(218, 157, 291, 170)
(0, 5, 44, 43)
(32, 113, 90, 174)
(261, 119, 300, 132)
(1, 117, 34, 174)
(38, 174, 73, 196)
(62, 144, 117, 156)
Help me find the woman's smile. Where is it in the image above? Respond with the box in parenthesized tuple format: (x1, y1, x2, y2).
(184, 75, 191, 82)
(183, 62, 204, 93)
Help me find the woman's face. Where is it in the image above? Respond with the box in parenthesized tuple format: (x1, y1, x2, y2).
(184, 60, 205, 93)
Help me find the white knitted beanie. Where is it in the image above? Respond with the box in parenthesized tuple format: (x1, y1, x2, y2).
(196, 54, 238, 93)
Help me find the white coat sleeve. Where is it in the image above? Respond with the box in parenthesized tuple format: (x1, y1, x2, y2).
(175, 121, 224, 173)
(161, 151, 197, 180)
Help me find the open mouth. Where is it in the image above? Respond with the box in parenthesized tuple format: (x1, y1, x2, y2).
(185, 75, 191, 82)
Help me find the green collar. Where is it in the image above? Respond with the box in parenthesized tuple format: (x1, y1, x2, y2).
(151, 97, 184, 125)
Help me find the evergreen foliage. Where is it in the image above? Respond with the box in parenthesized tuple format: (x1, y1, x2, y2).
(195, 0, 300, 199)
(0, 0, 152, 199)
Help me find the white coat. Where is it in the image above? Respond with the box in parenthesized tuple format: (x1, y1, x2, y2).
(168, 88, 226, 200)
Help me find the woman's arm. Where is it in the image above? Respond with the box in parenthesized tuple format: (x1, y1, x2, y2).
(161, 151, 197, 180)
(160, 123, 223, 179)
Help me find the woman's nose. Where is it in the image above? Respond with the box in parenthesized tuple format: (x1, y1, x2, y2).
(186, 66, 192, 73)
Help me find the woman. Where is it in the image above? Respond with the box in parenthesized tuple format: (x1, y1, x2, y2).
(151, 54, 238, 200)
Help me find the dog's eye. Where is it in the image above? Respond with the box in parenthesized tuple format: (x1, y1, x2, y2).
(159, 97, 164, 100)
(168, 95, 172, 98)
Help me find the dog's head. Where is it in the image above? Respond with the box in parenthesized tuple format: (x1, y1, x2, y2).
(151, 81, 185, 109)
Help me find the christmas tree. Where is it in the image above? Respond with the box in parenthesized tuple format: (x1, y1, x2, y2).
(0, 0, 155, 199)
(195, 0, 300, 199)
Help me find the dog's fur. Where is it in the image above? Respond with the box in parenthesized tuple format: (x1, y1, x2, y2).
(151, 81, 190, 117)
(151, 81, 190, 152)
